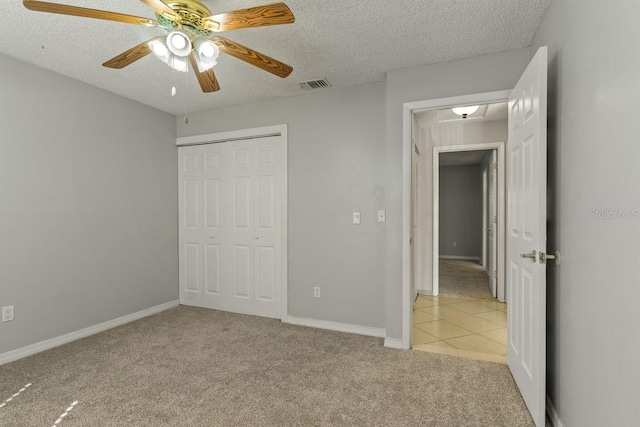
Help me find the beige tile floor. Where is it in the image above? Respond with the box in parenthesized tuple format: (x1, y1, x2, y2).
(412, 294, 508, 363)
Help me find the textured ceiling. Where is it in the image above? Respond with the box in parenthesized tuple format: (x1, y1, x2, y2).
(2, 0, 550, 114)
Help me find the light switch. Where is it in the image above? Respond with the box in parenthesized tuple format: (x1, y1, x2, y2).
(353, 212, 361, 224)
(377, 210, 386, 223)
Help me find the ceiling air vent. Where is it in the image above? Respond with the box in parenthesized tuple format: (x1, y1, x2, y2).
(299, 78, 332, 90)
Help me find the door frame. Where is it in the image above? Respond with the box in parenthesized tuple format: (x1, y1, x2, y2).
(432, 143, 505, 300)
(482, 167, 488, 268)
(176, 124, 289, 321)
(400, 90, 510, 350)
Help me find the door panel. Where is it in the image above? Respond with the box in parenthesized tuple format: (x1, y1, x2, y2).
(179, 146, 203, 307)
(253, 137, 281, 318)
(202, 143, 226, 309)
(507, 46, 548, 427)
(227, 139, 254, 315)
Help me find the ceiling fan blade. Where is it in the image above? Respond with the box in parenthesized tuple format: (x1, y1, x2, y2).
(138, 0, 180, 21)
(23, 0, 158, 27)
(189, 55, 220, 93)
(103, 38, 159, 69)
(203, 2, 294, 32)
(212, 36, 292, 78)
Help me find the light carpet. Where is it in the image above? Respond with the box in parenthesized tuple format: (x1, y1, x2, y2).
(439, 259, 493, 299)
(0, 306, 535, 426)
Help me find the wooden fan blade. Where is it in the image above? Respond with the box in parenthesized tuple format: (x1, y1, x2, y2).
(138, 0, 180, 21)
(188, 55, 220, 93)
(103, 38, 158, 69)
(23, 0, 158, 27)
(203, 2, 294, 32)
(212, 36, 292, 78)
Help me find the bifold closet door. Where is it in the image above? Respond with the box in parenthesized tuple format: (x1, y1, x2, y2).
(227, 136, 282, 319)
(178, 144, 226, 309)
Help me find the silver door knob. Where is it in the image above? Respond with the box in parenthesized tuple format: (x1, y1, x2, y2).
(255, 236, 260, 240)
(520, 250, 537, 262)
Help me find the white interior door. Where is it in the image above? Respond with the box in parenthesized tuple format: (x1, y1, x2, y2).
(489, 150, 497, 297)
(226, 136, 283, 317)
(507, 46, 548, 427)
(252, 136, 282, 319)
(179, 146, 203, 307)
(202, 143, 226, 310)
(227, 139, 254, 315)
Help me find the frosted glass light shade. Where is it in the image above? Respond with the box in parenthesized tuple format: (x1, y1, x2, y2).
(452, 105, 480, 116)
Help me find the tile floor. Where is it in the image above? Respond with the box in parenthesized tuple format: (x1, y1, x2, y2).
(412, 294, 508, 364)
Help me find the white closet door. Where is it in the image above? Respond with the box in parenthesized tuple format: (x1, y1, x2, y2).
(226, 139, 255, 315)
(202, 144, 226, 309)
(179, 146, 203, 307)
(252, 136, 282, 318)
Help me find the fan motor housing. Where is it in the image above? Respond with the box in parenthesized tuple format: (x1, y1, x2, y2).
(158, 1, 214, 36)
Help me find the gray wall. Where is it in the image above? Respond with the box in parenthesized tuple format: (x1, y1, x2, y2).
(0, 54, 178, 354)
(177, 84, 387, 328)
(439, 165, 482, 258)
(531, 1, 640, 425)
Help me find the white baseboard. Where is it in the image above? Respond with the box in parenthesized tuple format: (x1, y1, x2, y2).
(546, 395, 565, 427)
(439, 255, 481, 261)
(383, 337, 408, 350)
(285, 315, 385, 338)
(0, 300, 179, 366)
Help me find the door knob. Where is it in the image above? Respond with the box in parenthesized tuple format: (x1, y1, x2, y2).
(520, 250, 537, 262)
(486, 228, 491, 232)
(540, 250, 561, 266)
(255, 236, 260, 240)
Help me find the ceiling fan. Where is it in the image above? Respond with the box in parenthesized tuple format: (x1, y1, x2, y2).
(22, 0, 295, 93)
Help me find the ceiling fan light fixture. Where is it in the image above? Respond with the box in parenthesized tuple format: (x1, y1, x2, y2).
(166, 31, 192, 57)
(452, 105, 480, 118)
(193, 37, 219, 72)
(170, 56, 189, 73)
(149, 39, 170, 63)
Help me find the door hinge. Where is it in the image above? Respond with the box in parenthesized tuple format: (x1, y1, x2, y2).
(493, 216, 497, 224)
(493, 270, 497, 278)
(492, 162, 498, 170)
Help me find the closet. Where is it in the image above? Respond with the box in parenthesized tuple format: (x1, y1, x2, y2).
(178, 135, 284, 319)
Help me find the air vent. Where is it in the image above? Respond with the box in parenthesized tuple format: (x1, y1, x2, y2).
(299, 78, 332, 90)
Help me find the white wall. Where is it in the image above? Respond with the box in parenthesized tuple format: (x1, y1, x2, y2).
(176, 84, 387, 329)
(531, 1, 640, 425)
(0, 54, 178, 354)
(415, 120, 507, 292)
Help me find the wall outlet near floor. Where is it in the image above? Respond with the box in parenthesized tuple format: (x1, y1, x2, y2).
(2, 305, 14, 322)
(313, 287, 321, 298)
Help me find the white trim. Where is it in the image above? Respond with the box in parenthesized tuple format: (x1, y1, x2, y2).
(285, 316, 385, 338)
(176, 125, 285, 146)
(383, 337, 408, 350)
(177, 125, 289, 322)
(546, 396, 565, 427)
(0, 300, 179, 366)
(439, 255, 481, 261)
(401, 90, 511, 350)
(432, 142, 506, 299)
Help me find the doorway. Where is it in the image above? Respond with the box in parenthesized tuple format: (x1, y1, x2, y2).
(437, 149, 496, 299)
(410, 102, 508, 362)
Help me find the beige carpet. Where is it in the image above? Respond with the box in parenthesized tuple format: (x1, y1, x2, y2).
(439, 259, 493, 299)
(0, 306, 535, 426)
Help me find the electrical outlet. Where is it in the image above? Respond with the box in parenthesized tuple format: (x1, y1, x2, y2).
(313, 287, 321, 298)
(2, 305, 14, 323)
(377, 210, 386, 223)
(453, 241, 457, 248)
(352, 212, 361, 225)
